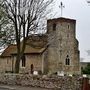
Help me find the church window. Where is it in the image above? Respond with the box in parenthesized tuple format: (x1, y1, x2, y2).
(67, 33, 69, 38)
(67, 24, 70, 29)
(53, 23, 56, 31)
(21, 55, 26, 67)
(65, 55, 70, 65)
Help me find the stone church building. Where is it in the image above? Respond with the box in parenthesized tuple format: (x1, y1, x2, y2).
(0, 17, 80, 75)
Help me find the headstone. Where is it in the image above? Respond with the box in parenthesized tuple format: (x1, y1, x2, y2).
(33, 71, 38, 75)
(69, 74, 72, 77)
(83, 74, 87, 78)
(57, 71, 64, 76)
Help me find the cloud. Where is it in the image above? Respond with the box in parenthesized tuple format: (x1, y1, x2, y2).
(86, 50, 90, 56)
(80, 57, 84, 62)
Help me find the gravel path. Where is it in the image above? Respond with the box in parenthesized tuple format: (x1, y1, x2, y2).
(0, 85, 51, 90)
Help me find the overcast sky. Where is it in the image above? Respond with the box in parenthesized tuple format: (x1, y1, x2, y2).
(53, 0, 90, 62)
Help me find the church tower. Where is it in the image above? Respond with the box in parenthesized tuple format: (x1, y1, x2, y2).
(47, 17, 80, 74)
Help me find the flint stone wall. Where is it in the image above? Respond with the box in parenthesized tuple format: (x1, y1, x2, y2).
(0, 74, 83, 90)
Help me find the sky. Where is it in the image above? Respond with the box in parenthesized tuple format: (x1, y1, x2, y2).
(53, 0, 90, 62)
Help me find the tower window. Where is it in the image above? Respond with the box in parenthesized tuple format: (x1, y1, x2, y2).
(65, 55, 70, 65)
(67, 24, 70, 29)
(21, 55, 26, 67)
(53, 23, 56, 31)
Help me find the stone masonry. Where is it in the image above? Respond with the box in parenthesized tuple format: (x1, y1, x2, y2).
(47, 17, 80, 74)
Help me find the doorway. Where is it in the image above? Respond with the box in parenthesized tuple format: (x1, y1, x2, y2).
(31, 64, 34, 74)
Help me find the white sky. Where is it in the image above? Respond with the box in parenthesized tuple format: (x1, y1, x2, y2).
(53, 0, 90, 62)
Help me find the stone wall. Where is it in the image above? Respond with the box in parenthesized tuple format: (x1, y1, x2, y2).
(0, 74, 83, 90)
(0, 57, 13, 73)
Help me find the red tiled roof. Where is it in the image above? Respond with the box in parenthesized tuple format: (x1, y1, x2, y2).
(1, 44, 46, 57)
(1, 45, 16, 57)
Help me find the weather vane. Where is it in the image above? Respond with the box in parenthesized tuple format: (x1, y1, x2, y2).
(86, 0, 90, 3)
(86, 0, 90, 5)
(59, 2, 65, 17)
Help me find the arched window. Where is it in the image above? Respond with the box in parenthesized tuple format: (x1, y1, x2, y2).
(65, 55, 70, 65)
(67, 23, 70, 29)
(21, 55, 26, 67)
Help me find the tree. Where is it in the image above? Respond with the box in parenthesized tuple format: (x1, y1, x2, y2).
(1, 0, 53, 73)
(0, 1, 15, 48)
(82, 63, 90, 75)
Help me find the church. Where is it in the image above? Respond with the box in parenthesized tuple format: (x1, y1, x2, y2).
(0, 17, 80, 75)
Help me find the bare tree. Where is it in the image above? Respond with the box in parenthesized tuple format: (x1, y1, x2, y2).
(1, 0, 53, 73)
(0, 0, 15, 48)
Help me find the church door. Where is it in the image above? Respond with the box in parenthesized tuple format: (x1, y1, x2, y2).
(31, 64, 34, 74)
